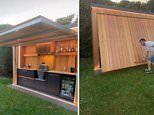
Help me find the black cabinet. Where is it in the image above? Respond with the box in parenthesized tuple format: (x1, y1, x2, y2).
(33, 80, 48, 93)
(17, 69, 38, 78)
(17, 77, 34, 88)
(17, 77, 47, 92)
(17, 71, 76, 102)
(46, 73, 61, 96)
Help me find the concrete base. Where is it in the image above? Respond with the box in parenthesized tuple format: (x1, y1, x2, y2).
(10, 84, 77, 112)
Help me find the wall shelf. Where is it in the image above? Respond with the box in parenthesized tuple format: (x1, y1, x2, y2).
(54, 52, 77, 56)
(23, 54, 38, 57)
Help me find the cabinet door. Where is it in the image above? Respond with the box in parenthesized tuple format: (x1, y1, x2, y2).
(33, 80, 47, 93)
(47, 73, 61, 96)
(60, 76, 76, 101)
(17, 77, 34, 88)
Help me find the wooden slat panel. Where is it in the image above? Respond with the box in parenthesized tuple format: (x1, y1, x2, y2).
(54, 39, 77, 72)
(92, 8, 100, 70)
(121, 17, 135, 66)
(92, 7, 154, 20)
(24, 45, 37, 54)
(128, 18, 144, 64)
(97, 14, 108, 71)
(94, 7, 154, 72)
(40, 55, 55, 70)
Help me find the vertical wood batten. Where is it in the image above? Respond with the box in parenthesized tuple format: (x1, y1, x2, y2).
(74, 77, 78, 106)
(18, 46, 21, 68)
(13, 46, 17, 85)
(92, 8, 101, 70)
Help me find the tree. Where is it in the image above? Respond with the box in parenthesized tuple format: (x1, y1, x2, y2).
(92, 0, 116, 6)
(0, 24, 12, 31)
(0, 46, 12, 76)
(117, 1, 149, 12)
(80, 0, 116, 58)
(0, 24, 13, 77)
(56, 14, 76, 25)
(147, 0, 154, 12)
(80, 0, 92, 58)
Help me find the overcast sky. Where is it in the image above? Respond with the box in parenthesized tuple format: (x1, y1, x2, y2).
(0, 0, 78, 25)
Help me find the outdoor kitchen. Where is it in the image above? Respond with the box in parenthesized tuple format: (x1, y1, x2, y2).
(17, 39, 77, 102)
(0, 16, 78, 108)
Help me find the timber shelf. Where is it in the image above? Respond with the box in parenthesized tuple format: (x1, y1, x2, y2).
(23, 54, 38, 57)
(54, 52, 77, 56)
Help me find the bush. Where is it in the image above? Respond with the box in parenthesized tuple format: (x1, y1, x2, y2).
(0, 47, 12, 77)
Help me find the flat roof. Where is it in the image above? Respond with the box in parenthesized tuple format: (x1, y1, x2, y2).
(0, 16, 77, 46)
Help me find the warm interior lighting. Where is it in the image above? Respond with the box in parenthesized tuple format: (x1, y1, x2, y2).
(19, 39, 78, 72)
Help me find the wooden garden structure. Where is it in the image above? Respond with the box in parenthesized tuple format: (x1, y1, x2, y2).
(92, 4, 154, 72)
(0, 16, 78, 110)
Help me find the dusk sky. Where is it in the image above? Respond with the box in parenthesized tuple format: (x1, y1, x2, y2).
(0, 0, 78, 25)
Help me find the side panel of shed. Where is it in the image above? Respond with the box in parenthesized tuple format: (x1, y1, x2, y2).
(92, 7, 154, 72)
(91, 8, 101, 70)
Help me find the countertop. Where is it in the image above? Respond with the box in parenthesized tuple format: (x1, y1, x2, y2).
(18, 68, 77, 76)
(47, 70, 77, 76)
(18, 68, 37, 70)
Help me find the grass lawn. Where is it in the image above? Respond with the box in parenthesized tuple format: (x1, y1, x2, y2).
(0, 77, 76, 115)
(80, 58, 154, 115)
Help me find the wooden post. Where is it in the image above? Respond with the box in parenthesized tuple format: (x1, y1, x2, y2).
(74, 78, 78, 106)
(18, 46, 21, 68)
(12, 46, 17, 85)
(91, 8, 101, 70)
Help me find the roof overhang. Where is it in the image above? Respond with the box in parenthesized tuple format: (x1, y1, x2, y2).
(0, 16, 77, 46)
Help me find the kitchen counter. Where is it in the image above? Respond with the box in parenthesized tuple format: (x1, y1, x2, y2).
(17, 69, 76, 102)
(46, 70, 77, 76)
(18, 68, 37, 70)
(18, 68, 77, 76)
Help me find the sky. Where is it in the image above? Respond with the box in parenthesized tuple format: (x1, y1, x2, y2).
(111, 0, 149, 3)
(0, 0, 78, 25)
